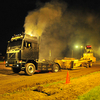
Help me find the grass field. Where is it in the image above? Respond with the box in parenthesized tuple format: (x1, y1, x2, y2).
(0, 61, 4, 62)
(76, 85, 100, 100)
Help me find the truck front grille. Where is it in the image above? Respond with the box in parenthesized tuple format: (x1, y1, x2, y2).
(8, 60, 17, 64)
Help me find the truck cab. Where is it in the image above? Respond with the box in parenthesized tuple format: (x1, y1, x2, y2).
(81, 45, 96, 62)
(6, 34, 39, 74)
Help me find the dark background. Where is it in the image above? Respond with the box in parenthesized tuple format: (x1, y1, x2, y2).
(0, 0, 100, 56)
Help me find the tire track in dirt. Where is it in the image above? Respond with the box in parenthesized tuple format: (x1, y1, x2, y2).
(0, 71, 100, 100)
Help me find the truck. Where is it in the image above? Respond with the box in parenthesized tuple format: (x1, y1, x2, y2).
(5, 34, 94, 75)
(55, 45, 95, 69)
(5, 33, 60, 75)
(81, 45, 96, 62)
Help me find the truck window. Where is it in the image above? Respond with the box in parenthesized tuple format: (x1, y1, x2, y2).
(8, 39, 22, 47)
(24, 41, 32, 48)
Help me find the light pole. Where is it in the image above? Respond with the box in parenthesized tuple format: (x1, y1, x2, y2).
(72, 50, 73, 58)
(74, 45, 79, 58)
(49, 50, 51, 60)
(81, 46, 83, 57)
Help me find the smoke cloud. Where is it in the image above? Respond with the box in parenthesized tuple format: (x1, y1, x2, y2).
(24, 1, 65, 37)
(24, 1, 100, 60)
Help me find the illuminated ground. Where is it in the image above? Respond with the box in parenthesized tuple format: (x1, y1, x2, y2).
(0, 62, 100, 100)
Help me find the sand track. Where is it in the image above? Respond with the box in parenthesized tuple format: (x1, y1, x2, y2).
(0, 63, 100, 100)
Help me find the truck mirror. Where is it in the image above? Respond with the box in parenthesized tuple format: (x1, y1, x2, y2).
(8, 41, 10, 43)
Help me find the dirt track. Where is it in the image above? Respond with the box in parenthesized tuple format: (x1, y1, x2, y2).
(0, 63, 100, 100)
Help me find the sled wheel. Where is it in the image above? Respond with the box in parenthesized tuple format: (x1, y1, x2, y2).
(89, 62, 92, 67)
(86, 63, 89, 68)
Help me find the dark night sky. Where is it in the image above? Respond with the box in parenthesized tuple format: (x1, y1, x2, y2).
(0, 0, 100, 55)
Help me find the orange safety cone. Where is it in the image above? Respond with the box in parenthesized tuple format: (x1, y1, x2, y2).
(65, 71, 70, 84)
(4, 60, 5, 64)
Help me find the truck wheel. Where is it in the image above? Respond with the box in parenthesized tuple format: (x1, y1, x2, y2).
(25, 63, 36, 75)
(12, 68, 21, 73)
(52, 64, 59, 72)
(81, 63, 84, 67)
(89, 62, 92, 67)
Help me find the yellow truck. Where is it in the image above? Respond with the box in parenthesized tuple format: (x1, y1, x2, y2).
(81, 53, 96, 62)
(54, 45, 95, 70)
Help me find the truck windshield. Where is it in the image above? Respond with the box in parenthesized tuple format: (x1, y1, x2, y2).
(8, 39, 22, 47)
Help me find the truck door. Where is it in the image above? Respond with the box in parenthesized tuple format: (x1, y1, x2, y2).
(21, 41, 39, 60)
(22, 41, 32, 59)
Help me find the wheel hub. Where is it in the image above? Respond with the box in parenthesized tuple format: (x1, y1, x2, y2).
(28, 66, 34, 73)
(55, 66, 58, 72)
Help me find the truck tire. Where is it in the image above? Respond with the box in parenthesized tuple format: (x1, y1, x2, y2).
(81, 63, 84, 67)
(12, 68, 21, 73)
(52, 64, 59, 72)
(25, 63, 36, 75)
(89, 62, 92, 67)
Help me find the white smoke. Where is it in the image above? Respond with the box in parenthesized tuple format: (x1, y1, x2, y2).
(24, 1, 100, 60)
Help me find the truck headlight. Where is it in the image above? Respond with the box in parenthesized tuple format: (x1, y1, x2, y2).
(17, 64, 19, 67)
